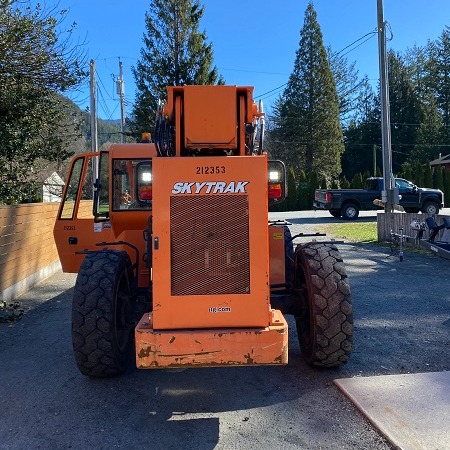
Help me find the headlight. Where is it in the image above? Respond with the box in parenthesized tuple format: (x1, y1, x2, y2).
(141, 172, 152, 182)
(269, 170, 281, 182)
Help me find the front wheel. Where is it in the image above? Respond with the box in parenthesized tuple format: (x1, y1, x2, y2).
(422, 201, 439, 215)
(294, 243, 353, 367)
(341, 203, 359, 220)
(72, 250, 135, 377)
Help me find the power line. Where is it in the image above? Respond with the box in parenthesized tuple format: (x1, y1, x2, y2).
(339, 33, 377, 58)
(335, 29, 378, 56)
(255, 83, 287, 100)
(255, 29, 379, 100)
(218, 67, 289, 76)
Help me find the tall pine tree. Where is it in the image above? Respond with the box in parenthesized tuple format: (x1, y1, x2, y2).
(269, 2, 344, 184)
(387, 50, 424, 173)
(328, 48, 361, 127)
(129, 0, 223, 135)
(430, 27, 450, 152)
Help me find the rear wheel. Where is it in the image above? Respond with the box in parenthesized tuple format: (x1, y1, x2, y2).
(293, 243, 353, 367)
(72, 250, 135, 377)
(422, 201, 439, 215)
(341, 203, 359, 220)
(329, 210, 341, 218)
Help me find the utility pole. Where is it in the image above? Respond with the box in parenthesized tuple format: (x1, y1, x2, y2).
(90, 59, 98, 180)
(117, 59, 125, 143)
(373, 144, 377, 176)
(377, 0, 398, 212)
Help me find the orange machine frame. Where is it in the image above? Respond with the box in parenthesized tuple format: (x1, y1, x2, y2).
(54, 85, 289, 369)
(135, 85, 288, 367)
(150, 155, 270, 330)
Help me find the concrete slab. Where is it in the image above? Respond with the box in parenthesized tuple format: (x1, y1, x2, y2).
(334, 371, 450, 450)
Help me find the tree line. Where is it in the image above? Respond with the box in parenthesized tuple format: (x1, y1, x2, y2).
(2, 0, 450, 208)
(130, 0, 450, 212)
(270, 163, 450, 213)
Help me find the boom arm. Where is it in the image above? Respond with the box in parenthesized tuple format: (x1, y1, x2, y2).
(155, 85, 264, 157)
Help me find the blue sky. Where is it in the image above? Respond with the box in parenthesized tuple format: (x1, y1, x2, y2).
(50, 0, 450, 120)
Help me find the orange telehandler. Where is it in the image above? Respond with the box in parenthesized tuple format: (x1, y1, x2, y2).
(54, 85, 353, 377)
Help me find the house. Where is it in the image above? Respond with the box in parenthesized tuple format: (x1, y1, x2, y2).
(429, 153, 450, 172)
(40, 171, 65, 202)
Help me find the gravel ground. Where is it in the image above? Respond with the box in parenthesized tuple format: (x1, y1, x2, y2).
(0, 212, 449, 450)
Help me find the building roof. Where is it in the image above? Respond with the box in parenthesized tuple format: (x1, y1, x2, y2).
(429, 153, 450, 166)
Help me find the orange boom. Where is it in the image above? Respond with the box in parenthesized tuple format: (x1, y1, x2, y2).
(54, 85, 353, 377)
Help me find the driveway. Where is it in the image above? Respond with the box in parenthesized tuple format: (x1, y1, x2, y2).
(1, 211, 449, 450)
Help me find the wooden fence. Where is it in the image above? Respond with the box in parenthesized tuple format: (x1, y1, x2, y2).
(377, 212, 449, 243)
(1, 203, 448, 301)
(0, 203, 61, 301)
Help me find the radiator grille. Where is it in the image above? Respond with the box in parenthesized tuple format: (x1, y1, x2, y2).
(170, 195, 250, 296)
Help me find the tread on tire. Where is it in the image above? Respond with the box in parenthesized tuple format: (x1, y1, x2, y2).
(294, 243, 353, 367)
(72, 250, 134, 377)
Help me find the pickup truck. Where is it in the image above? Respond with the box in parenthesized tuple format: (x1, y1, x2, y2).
(313, 177, 444, 220)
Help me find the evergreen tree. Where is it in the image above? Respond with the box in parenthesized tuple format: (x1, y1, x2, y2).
(414, 161, 424, 186)
(402, 162, 413, 181)
(410, 93, 444, 164)
(433, 165, 444, 190)
(296, 170, 309, 210)
(285, 167, 297, 211)
(331, 178, 340, 189)
(387, 50, 424, 173)
(340, 176, 350, 189)
(129, 0, 223, 134)
(350, 173, 364, 189)
(443, 170, 450, 207)
(328, 48, 360, 127)
(308, 170, 320, 210)
(341, 77, 381, 179)
(428, 27, 450, 153)
(270, 2, 344, 183)
(424, 164, 433, 187)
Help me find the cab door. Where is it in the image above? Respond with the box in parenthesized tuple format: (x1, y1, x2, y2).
(396, 178, 418, 210)
(53, 153, 114, 273)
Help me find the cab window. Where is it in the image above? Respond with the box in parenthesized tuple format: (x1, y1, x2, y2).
(59, 157, 84, 219)
(112, 159, 152, 211)
(395, 179, 414, 193)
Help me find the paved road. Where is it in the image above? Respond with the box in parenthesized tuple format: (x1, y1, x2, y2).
(1, 211, 449, 450)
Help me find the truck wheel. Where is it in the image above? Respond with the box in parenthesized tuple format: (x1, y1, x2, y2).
(341, 203, 359, 220)
(72, 250, 135, 377)
(329, 210, 341, 218)
(422, 201, 439, 215)
(293, 243, 353, 367)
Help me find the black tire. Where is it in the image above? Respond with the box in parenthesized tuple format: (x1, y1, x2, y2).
(294, 243, 353, 367)
(422, 201, 439, 215)
(329, 210, 341, 218)
(72, 250, 134, 377)
(341, 203, 359, 220)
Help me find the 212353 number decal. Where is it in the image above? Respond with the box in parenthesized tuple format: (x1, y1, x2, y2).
(196, 166, 226, 175)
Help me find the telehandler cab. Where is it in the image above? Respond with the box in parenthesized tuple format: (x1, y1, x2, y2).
(54, 85, 353, 377)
